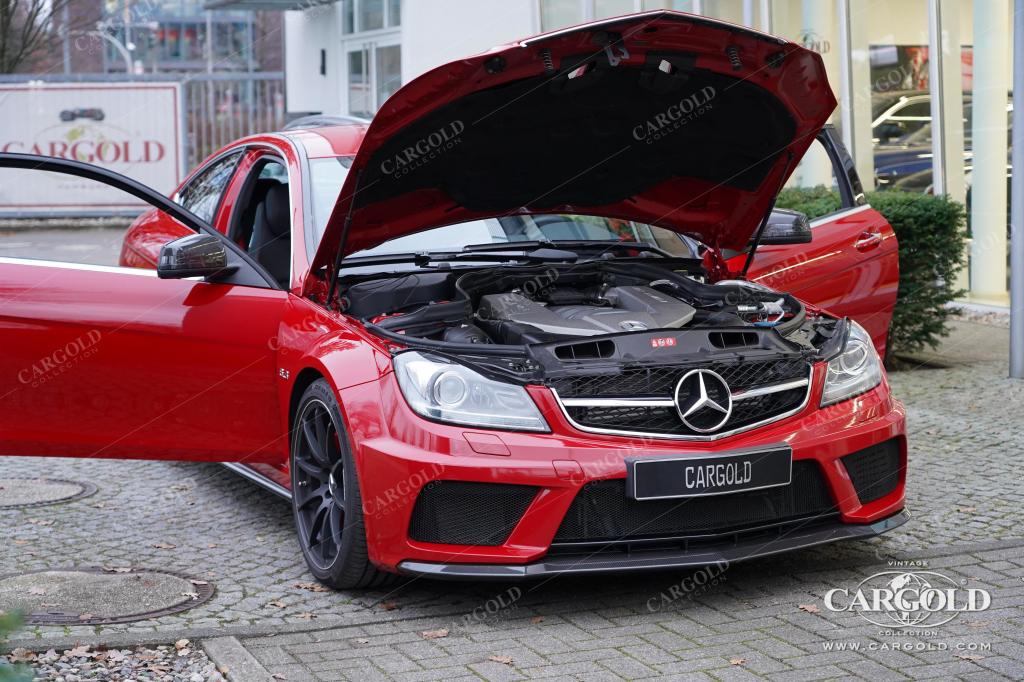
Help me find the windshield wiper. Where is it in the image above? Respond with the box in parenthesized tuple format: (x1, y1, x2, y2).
(339, 247, 578, 269)
(462, 240, 673, 258)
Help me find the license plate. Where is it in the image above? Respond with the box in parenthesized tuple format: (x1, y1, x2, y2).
(626, 445, 792, 501)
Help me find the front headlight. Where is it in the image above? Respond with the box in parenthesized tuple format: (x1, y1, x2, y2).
(394, 352, 550, 432)
(820, 321, 883, 406)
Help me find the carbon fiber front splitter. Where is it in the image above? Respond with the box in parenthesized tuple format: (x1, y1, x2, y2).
(396, 510, 909, 580)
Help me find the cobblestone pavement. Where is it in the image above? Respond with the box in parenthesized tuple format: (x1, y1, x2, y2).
(2, 319, 1023, 681)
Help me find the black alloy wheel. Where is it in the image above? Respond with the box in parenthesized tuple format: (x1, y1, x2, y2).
(290, 379, 396, 589)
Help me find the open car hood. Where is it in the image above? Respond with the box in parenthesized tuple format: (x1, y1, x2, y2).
(307, 10, 836, 285)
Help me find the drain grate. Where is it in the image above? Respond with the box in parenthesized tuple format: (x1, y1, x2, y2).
(0, 478, 97, 508)
(0, 567, 215, 625)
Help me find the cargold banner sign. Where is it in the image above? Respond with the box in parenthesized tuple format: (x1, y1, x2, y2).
(0, 82, 182, 214)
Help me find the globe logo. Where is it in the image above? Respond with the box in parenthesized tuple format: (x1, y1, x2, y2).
(883, 572, 935, 627)
(824, 570, 991, 628)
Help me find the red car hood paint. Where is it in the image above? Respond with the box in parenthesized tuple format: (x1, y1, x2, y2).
(307, 10, 836, 287)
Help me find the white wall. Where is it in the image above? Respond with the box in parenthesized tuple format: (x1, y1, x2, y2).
(284, 7, 341, 115)
(400, 0, 538, 83)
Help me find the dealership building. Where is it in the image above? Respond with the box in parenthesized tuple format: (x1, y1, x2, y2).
(213, 0, 1016, 306)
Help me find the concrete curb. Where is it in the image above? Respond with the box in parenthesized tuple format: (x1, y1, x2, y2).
(201, 636, 276, 682)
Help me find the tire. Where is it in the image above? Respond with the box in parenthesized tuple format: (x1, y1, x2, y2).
(290, 378, 396, 589)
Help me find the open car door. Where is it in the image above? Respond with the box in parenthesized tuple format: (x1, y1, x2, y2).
(0, 154, 289, 462)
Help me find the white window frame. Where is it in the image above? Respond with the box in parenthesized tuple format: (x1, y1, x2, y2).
(341, 0, 400, 36)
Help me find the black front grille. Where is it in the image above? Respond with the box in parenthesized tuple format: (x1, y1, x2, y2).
(553, 460, 835, 544)
(842, 439, 902, 504)
(408, 481, 539, 546)
(564, 386, 807, 438)
(550, 359, 809, 398)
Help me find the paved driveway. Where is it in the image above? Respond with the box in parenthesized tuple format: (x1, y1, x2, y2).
(2, 319, 1023, 681)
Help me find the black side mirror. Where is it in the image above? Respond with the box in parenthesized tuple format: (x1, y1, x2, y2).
(875, 122, 903, 142)
(756, 209, 812, 246)
(157, 233, 237, 280)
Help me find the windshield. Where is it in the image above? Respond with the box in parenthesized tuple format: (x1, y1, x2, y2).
(309, 155, 695, 259)
(348, 214, 695, 258)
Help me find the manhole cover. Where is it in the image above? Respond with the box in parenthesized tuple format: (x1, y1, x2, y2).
(0, 478, 97, 508)
(0, 568, 215, 625)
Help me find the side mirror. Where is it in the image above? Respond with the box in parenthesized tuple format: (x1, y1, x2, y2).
(875, 122, 903, 143)
(756, 209, 812, 246)
(157, 233, 237, 280)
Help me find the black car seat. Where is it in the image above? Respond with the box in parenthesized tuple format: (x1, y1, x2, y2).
(234, 178, 280, 248)
(249, 183, 291, 287)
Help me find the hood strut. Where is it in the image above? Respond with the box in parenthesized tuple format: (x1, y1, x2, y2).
(740, 152, 795, 278)
(326, 169, 363, 310)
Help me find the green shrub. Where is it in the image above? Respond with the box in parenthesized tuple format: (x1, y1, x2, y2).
(0, 611, 31, 682)
(776, 186, 967, 357)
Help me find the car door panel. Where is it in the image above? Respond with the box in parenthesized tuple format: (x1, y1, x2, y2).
(0, 259, 289, 461)
(0, 152, 289, 463)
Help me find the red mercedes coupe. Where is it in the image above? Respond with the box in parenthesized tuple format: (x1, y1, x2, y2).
(1, 11, 905, 588)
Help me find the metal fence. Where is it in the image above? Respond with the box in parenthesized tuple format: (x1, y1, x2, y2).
(182, 73, 285, 167)
(0, 72, 286, 170)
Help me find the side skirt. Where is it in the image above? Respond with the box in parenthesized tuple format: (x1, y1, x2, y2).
(221, 462, 293, 500)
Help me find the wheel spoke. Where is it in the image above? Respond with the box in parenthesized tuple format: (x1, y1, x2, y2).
(302, 417, 327, 464)
(296, 482, 329, 510)
(307, 506, 327, 549)
(293, 457, 325, 479)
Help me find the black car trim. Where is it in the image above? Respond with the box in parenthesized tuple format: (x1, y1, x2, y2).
(396, 510, 909, 580)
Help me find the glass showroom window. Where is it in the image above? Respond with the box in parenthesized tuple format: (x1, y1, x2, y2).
(342, 0, 401, 34)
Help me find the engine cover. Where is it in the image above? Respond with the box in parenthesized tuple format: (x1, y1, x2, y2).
(477, 286, 695, 338)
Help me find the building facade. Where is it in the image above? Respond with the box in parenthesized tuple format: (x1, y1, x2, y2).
(252, 0, 1016, 303)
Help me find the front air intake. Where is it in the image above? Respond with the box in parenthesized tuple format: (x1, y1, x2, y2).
(841, 439, 902, 504)
(408, 481, 539, 546)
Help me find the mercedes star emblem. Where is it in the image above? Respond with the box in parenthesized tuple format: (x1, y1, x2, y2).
(674, 369, 733, 433)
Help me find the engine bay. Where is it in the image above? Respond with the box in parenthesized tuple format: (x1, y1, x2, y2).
(339, 261, 841, 358)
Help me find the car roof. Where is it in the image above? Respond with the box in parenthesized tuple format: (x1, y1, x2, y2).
(283, 124, 368, 159)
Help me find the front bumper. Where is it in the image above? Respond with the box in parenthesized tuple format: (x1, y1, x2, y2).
(338, 364, 907, 574)
(397, 510, 909, 579)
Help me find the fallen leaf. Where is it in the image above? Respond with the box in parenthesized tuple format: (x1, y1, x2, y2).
(798, 604, 820, 614)
(421, 628, 449, 639)
(354, 638, 370, 645)
(93, 502, 107, 509)
(27, 518, 53, 526)
(380, 601, 399, 611)
(957, 506, 977, 513)
(489, 655, 513, 665)
(180, 591, 200, 600)
(530, 616, 545, 624)
(12, 539, 29, 546)
(955, 653, 983, 662)
(175, 639, 190, 650)
(729, 657, 746, 666)
(217, 666, 230, 675)
(66, 645, 91, 657)
(152, 542, 176, 549)
(8, 648, 35, 662)
(107, 650, 126, 663)
(296, 612, 317, 620)
(77, 614, 93, 621)
(267, 600, 287, 609)
(103, 566, 133, 574)
(294, 581, 330, 593)
(189, 579, 209, 586)
(28, 587, 45, 596)
(965, 620, 988, 628)
(208, 544, 219, 549)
